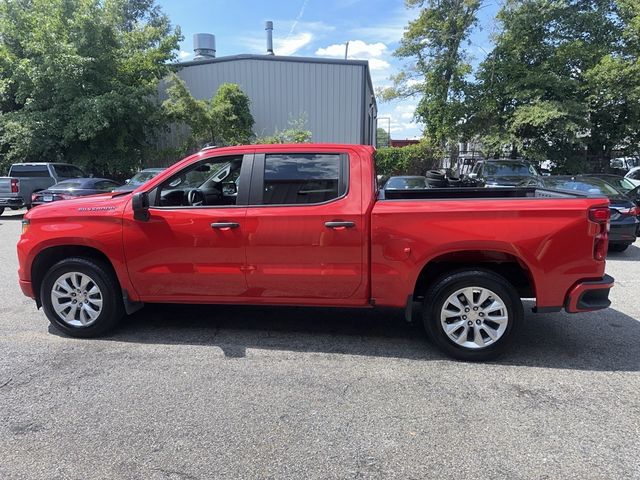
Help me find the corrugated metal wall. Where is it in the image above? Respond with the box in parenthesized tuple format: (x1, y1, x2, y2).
(157, 56, 367, 150)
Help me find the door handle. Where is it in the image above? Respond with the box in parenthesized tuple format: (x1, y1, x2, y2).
(325, 221, 355, 230)
(211, 222, 240, 230)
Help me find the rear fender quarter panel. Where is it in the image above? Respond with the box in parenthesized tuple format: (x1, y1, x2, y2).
(370, 198, 607, 308)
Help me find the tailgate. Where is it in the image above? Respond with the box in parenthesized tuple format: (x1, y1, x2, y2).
(0, 177, 16, 195)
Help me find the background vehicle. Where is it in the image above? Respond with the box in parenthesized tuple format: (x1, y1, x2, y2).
(541, 176, 639, 251)
(584, 174, 638, 196)
(625, 167, 640, 187)
(18, 144, 614, 361)
(611, 157, 640, 173)
(114, 168, 165, 192)
(383, 176, 429, 190)
(31, 178, 122, 207)
(467, 159, 541, 187)
(0, 163, 85, 214)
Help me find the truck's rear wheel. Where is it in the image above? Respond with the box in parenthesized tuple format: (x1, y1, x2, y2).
(40, 257, 124, 337)
(423, 270, 523, 361)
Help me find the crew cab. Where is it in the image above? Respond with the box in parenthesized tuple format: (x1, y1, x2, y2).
(17, 144, 614, 360)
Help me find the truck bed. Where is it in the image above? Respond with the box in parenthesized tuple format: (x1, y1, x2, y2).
(379, 186, 596, 201)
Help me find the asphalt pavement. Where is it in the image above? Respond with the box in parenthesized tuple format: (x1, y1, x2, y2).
(0, 209, 638, 479)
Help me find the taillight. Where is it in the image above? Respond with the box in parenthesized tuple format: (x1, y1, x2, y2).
(589, 206, 610, 261)
(10, 179, 19, 193)
(616, 206, 640, 216)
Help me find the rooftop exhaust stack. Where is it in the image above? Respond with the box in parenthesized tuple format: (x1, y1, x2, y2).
(193, 33, 216, 60)
(265, 21, 274, 55)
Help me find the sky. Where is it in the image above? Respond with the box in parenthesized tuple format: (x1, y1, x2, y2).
(157, 0, 501, 140)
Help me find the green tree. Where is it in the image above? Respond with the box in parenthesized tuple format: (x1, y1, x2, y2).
(211, 83, 254, 146)
(163, 75, 254, 149)
(254, 114, 312, 144)
(381, 0, 481, 147)
(0, 0, 182, 176)
(472, 0, 639, 170)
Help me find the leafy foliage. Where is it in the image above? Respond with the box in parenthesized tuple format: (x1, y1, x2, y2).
(254, 114, 312, 144)
(375, 141, 443, 176)
(390, 0, 640, 172)
(0, 0, 182, 176)
(163, 75, 254, 150)
(381, 0, 481, 146)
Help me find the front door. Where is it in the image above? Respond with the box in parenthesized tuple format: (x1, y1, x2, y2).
(243, 151, 365, 301)
(123, 154, 251, 301)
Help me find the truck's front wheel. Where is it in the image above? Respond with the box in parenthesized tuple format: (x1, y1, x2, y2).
(41, 257, 124, 338)
(423, 270, 523, 361)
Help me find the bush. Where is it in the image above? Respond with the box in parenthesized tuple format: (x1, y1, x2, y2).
(375, 142, 443, 176)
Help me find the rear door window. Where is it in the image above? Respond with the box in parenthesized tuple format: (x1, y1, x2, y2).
(261, 153, 346, 205)
(9, 165, 50, 178)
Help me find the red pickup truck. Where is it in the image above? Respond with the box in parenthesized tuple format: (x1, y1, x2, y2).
(17, 144, 614, 360)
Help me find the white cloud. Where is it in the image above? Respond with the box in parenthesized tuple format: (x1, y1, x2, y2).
(315, 40, 390, 70)
(178, 50, 192, 60)
(316, 40, 387, 58)
(275, 32, 313, 56)
(367, 58, 391, 71)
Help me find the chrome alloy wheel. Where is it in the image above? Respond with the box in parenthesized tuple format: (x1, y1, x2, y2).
(440, 287, 509, 349)
(50, 272, 103, 327)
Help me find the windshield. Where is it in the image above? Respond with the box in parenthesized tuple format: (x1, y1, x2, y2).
(598, 176, 636, 193)
(484, 162, 537, 177)
(130, 170, 162, 186)
(544, 178, 624, 197)
(386, 177, 428, 189)
(53, 164, 85, 178)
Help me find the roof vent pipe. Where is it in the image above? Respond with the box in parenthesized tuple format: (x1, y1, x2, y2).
(193, 33, 216, 60)
(265, 21, 274, 55)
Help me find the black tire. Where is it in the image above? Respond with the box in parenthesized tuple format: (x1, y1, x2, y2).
(608, 243, 630, 253)
(423, 269, 523, 361)
(426, 178, 448, 188)
(40, 257, 124, 338)
(0, 207, 4, 216)
(426, 170, 445, 179)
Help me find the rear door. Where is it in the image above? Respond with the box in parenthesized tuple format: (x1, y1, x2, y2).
(243, 149, 366, 301)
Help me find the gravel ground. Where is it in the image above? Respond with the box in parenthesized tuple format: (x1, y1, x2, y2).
(0, 208, 639, 480)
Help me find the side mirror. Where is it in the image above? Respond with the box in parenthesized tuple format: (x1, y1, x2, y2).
(132, 191, 150, 221)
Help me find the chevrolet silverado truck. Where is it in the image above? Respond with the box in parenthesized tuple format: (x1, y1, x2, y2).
(0, 162, 86, 214)
(17, 144, 614, 360)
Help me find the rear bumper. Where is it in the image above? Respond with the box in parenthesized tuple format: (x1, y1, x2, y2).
(0, 197, 24, 208)
(564, 275, 614, 313)
(610, 220, 638, 244)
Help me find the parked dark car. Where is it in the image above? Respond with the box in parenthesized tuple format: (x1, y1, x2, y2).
(0, 163, 86, 213)
(467, 160, 541, 187)
(114, 168, 166, 192)
(31, 178, 122, 207)
(583, 173, 636, 193)
(383, 176, 429, 190)
(541, 176, 639, 252)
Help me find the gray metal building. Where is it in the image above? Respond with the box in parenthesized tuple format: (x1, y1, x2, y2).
(158, 53, 378, 148)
